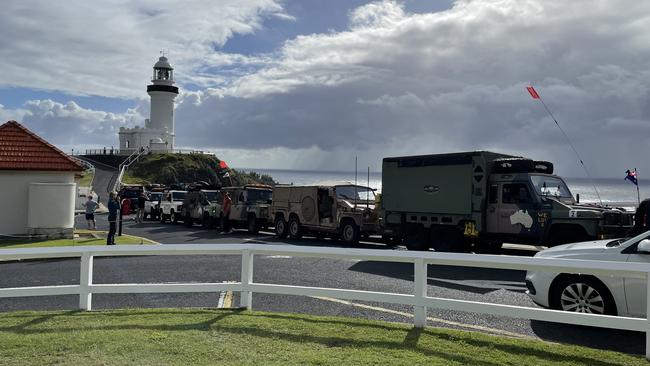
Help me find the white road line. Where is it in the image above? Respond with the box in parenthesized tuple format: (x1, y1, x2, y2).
(263, 255, 293, 259)
(310, 296, 534, 340)
(217, 291, 225, 308)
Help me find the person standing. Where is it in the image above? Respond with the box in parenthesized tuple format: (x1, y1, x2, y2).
(82, 195, 98, 230)
(136, 192, 146, 223)
(221, 191, 232, 233)
(107, 192, 120, 245)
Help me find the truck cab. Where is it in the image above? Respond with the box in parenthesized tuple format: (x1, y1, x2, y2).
(182, 189, 222, 228)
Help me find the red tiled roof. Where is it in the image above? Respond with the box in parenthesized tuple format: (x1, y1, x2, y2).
(0, 121, 84, 171)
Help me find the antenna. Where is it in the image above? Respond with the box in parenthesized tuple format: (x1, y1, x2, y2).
(527, 85, 603, 205)
(354, 156, 358, 210)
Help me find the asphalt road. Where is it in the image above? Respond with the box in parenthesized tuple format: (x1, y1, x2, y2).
(0, 213, 643, 355)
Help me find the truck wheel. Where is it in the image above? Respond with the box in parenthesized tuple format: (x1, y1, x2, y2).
(340, 221, 360, 245)
(404, 227, 428, 251)
(432, 229, 468, 252)
(160, 212, 166, 223)
(247, 215, 259, 234)
(288, 217, 303, 239)
(275, 216, 288, 238)
(172, 210, 178, 224)
(550, 275, 616, 315)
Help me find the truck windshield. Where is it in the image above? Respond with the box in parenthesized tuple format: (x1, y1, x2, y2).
(247, 189, 272, 202)
(150, 193, 162, 201)
(203, 191, 219, 202)
(172, 192, 186, 201)
(530, 176, 573, 199)
(335, 186, 376, 202)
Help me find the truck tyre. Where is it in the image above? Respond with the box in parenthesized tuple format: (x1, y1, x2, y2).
(247, 215, 259, 234)
(171, 210, 178, 224)
(492, 158, 535, 174)
(550, 275, 616, 315)
(275, 216, 288, 238)
(288, 216, 303, 239)
(160, 212, 167, 223)
(404, 227, 428, 251)
(340, 221, 360, 246)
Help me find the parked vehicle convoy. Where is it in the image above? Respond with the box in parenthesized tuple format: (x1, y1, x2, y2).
(381, 151, 634, 252)
(144, 191, 163, 220)
(526, 229, 650, 317)
(222, 185, 273, 233)
(271, 184, 380, 245)
(182, 186, 222, 228)
(159, 190, 187, 224)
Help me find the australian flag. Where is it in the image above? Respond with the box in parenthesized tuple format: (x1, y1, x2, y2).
(625, 169, 638, 186)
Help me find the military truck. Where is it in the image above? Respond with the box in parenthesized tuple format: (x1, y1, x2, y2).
(381, 151, 634, 252)
(222, 185, 273, 233)
(182, 186, 222, 228)
(271, 184, 380, 245)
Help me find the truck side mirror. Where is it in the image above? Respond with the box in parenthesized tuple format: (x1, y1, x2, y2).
(637, 239, 650, 253)
(576, 194, 580, 203)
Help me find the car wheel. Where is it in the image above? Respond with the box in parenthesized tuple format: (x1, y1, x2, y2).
(340, 221, 360, 245)
(247, 215, 259, 234)
(550, 276, 617, 315)
(288, 217, 302, 239)
(275, 216, 288, 238)
(171, 210, 178, 224)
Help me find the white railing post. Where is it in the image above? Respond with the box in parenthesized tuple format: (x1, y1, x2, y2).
(413, 257, 427, 327)
(240, 250, 254, 310)
(646, 272, 650, 360)
(79, 253, 93, 311)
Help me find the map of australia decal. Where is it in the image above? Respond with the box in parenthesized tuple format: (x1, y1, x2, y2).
(510, 210, 533, 229)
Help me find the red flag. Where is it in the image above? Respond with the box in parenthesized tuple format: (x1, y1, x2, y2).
(219, 160, 229, 169)
(526, 86, 540, 99)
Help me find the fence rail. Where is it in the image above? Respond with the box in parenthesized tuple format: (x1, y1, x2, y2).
(0, 244, 648, 358)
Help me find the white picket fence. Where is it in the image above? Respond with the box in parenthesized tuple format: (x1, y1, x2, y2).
(0, 244, 648, 358)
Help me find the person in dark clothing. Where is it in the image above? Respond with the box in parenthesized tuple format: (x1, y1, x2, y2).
(136, 192, 146, 223)
(107, 192, 120, 245)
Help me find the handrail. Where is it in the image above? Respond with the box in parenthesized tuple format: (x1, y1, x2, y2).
(0, 244, 648, 358)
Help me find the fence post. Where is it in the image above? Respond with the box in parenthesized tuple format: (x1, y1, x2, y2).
(413, 258, 427, 327)
(646, 272, 650, 360)
(240, 250, 254, 310)
(79, 253, 93, 311)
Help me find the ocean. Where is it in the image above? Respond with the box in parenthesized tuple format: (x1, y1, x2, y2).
(244, 168, 646, 209)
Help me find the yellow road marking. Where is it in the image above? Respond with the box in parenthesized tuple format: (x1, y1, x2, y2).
(223, 291, 233, 308)
(311, 296, 534, 339)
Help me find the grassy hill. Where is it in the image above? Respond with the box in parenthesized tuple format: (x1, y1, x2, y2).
(122, 153, 275, 187)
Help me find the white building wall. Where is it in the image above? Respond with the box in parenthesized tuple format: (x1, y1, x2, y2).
(0, 171, 74, 236)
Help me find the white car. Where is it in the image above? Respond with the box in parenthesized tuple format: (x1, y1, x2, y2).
(526, 230, 650, 317)
(144, 191, 163, 220)
(159, 190, 187, 224)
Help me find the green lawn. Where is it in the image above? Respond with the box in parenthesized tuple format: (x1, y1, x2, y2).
(0, 232, 155, 249)
(76, 169, 95, 187)
(0, 308, 645, 365)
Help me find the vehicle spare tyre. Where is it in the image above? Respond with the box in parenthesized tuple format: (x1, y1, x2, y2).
(533, 161, 554, 174)
(492, 158, 535, 174)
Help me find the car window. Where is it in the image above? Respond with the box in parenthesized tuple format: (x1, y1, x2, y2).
(502, 183, 533, 204)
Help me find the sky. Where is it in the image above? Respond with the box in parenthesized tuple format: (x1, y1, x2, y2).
(1, 0, 649, 178)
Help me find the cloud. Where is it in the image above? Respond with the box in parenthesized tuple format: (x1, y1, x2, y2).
(5, 0, 650, 177)
(0, 0, 290, 98)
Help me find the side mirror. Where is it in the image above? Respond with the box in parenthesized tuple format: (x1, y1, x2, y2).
(637, 239, 650, 253)
(576, 193, 580, 203)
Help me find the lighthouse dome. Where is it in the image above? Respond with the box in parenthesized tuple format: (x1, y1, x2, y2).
(154, 56, 173, 70)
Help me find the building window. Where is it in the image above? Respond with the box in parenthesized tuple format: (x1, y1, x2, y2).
(126, 140, 130, 148)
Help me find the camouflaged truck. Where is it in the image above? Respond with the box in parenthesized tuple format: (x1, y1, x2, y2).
(270, 184, 380, 245)
(222, 185, 273, 233)
(181, 186, 222, 228)
(381, 151, 634, 252)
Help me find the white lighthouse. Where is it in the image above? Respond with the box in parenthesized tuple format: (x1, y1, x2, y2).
(119, 55, 179, 153)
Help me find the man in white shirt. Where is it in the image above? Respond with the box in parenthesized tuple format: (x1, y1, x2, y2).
(83, 195, 99, 230)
